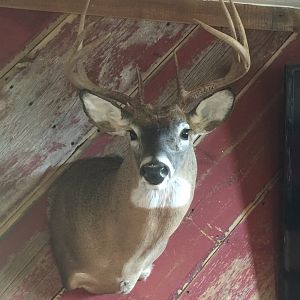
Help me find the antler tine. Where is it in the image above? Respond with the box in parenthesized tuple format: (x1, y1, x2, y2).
(78, 0, 90, 51)
(229, 0, 248, 49)
(176, 0, 250, 109)
(65, 0, 91, 89)
(65, 0, 134, 110)
(174, 51, 188, 103)
(220, 0, 237, 41)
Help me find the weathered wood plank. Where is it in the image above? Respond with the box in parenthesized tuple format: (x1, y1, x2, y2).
(2, 246, 61, 300)
(14, 30, 293, 299)
(178, 179, 281, 300)
(0, 0, 300, 32)
(0, 8, 65, 78)
(0, 16, 194, 231)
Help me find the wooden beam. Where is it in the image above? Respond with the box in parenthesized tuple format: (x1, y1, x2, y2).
(0, 0, 300, 32)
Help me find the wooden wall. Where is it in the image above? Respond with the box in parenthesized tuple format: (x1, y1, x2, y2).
(0, 5, 299, 300)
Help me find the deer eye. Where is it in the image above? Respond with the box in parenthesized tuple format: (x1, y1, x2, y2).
(180, 128, 190, 140)
(128, 129, 138, 141)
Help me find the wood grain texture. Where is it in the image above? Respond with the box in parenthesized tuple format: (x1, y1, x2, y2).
(0, 0, 300, 32)
(0, 8, 65, 78)
(0, 15, 194, 231)
(0, 29, 292, 299)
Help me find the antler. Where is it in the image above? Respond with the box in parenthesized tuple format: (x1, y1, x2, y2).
(175, 0, 251, 109)
(64, 0, 145, 113)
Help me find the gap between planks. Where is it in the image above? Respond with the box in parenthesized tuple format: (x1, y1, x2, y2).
(176, 171, 280, 299)
(53, 290, 64, 300)
(0, 22, 198, 239)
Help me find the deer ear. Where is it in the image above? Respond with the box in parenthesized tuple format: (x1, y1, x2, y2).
(188, 89, 234, 134)
(80, 90, 130, 135)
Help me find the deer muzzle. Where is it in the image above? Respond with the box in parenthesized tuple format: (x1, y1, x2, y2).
(140, 160, 170, 185)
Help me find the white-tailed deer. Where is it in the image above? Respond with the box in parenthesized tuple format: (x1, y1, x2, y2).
(48, 0, 250, 295)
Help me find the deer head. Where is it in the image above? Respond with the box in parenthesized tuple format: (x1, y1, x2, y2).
(65, 0, 250, 188)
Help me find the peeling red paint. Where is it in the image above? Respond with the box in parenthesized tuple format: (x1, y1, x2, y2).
(179, 183, 280, 300)
(0, 154, 19, 174)
(0, 8, 60, 70)
(47, 141, 66, 154)
(23, 153, 47, 175)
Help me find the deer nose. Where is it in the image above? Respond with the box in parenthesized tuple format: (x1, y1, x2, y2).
(140, 161, 170, 185)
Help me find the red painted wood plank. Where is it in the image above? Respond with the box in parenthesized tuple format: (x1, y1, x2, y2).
(0, 8, 60, 71)
(179, 181, 281, 300)
(4, 248, 61, 300)
(0, 29, 292, 299)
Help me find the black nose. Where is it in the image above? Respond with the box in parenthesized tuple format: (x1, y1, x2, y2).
(140, 161, 169, 185)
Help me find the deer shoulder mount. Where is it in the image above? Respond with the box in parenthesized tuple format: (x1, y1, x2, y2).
(48, 0, 250, 295)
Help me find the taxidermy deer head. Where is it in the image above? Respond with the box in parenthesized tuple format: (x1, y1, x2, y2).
(48, 0, 250, 295)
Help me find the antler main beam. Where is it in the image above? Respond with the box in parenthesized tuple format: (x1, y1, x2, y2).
(65, 0, 250, 114)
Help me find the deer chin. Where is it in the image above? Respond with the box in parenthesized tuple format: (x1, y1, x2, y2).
(131, 176, 191, 209)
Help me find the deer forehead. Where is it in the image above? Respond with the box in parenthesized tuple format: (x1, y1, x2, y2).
(132, 109, 188, 132)
(131, 104, 186, 124)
